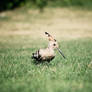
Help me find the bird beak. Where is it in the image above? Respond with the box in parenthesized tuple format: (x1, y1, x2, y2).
(56, 48, 66, 59)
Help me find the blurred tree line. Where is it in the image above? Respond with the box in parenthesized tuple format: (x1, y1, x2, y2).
(0, 0, 92, 12)
(0, 0, 48, 12)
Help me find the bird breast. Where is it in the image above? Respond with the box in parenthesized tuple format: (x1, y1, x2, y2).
(39, 48, 55, 60)
(39, 48, 55, 56)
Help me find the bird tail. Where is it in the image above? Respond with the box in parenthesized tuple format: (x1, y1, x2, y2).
(32, 53, 37, 59)
(32, 50, 41, 60)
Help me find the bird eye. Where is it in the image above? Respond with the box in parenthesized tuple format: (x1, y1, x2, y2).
(54, 39, 56, 42)
(53, 44, 56, 46)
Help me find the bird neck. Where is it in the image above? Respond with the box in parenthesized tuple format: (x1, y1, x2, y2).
(47, 46, 54, 51)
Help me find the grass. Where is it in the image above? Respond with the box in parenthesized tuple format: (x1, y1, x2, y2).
(0, 8, 92, 92)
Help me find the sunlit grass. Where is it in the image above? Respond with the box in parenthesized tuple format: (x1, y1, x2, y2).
(0, 37, 92, 92)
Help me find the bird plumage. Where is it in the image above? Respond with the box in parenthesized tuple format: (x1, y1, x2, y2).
(32, 47, 55, 62)
(32, 32, 66, 63)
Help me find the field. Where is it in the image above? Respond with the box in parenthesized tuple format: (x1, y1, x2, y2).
(0, 8, 92, 92)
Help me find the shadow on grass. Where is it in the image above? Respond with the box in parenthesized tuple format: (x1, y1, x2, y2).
(31, 58, 53, 67)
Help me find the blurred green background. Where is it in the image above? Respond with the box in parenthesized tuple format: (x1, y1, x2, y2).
(1, 0, 92, 12)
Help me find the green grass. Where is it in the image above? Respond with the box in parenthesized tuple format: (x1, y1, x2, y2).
(0, 37, 92, 92)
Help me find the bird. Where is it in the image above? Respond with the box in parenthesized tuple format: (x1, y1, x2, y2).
(32, 32, 66, 63)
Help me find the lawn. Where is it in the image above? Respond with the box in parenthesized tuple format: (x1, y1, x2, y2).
(0, 7, 92, 92)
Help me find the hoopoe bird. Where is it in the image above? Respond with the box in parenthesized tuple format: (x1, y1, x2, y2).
(32, 32, 66, 63)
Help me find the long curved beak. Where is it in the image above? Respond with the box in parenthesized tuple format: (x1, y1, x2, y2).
(57, 48, 66, 59)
